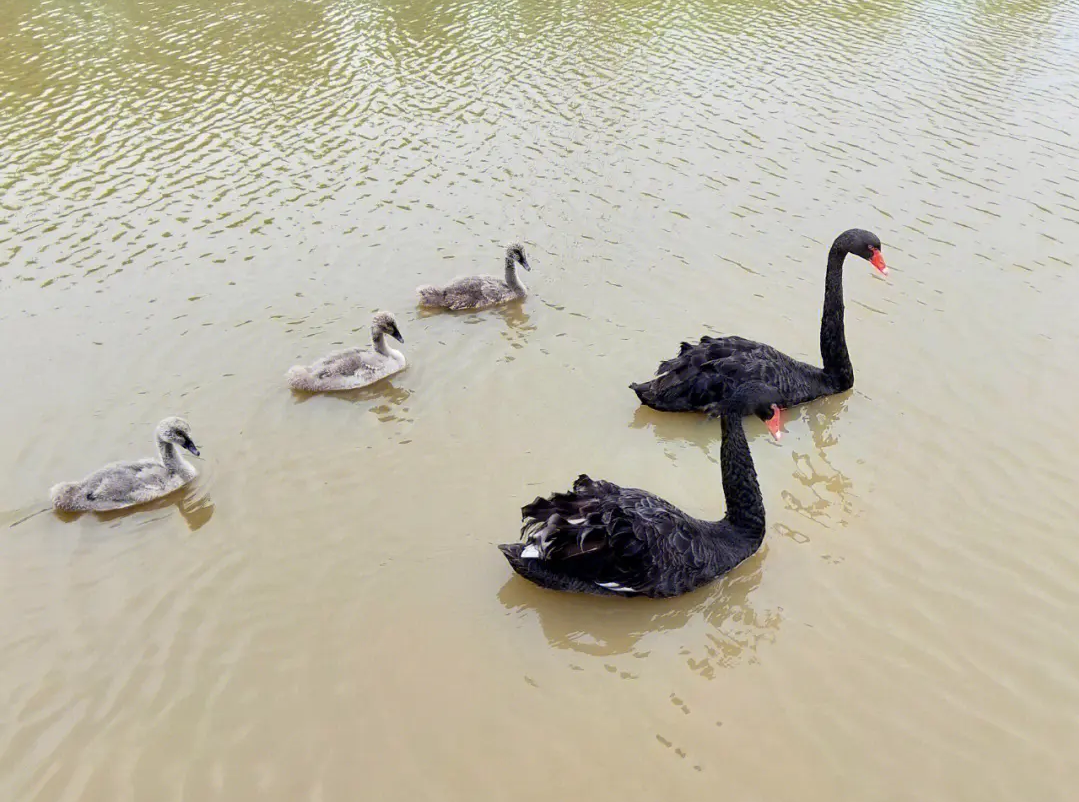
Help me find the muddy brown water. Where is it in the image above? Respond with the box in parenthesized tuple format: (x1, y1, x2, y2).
(2, 0, 1079, 799)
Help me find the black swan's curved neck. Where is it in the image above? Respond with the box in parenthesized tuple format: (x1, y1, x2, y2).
(717, 415, 765, 539)
(820, 243, 853, 390)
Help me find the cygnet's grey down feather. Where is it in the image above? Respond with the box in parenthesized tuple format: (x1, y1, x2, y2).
(417, 244, 530, 310)
(50, 417, 201, 512)
(286, 310, 406, 392)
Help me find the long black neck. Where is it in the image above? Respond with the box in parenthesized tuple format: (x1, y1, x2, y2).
(820, 244, 853, 390)
(717, 414, 765, 540)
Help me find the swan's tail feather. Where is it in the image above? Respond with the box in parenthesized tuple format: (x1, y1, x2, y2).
(416, 285, 445, 307)
(286, 366, 318, 392)
(629, 381, 652, 405)
(498, 543, 625, 595)
(50, 482, 86, 512)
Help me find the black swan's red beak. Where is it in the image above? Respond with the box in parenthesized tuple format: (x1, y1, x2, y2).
(766, 405, 783, 441)
(869, 248, 888, 276)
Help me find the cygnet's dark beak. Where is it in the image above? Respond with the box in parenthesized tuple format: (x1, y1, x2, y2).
(519, 258, 531, 272)
(183, 438, 200, 457)
(391, 326, 404, 343)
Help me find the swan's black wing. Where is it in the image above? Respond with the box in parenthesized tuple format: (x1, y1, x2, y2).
(502, 474, 709, 598)
(631, 335, 825, 412)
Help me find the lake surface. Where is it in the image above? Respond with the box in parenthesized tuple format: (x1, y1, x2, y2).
(3, 0, 1079, 799)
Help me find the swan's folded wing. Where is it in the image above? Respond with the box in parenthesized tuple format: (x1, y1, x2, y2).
(83, 460, 163, 504)
(521, 478, 675, 594)
(311, 348, 372, 378)
(441, 274, 509, 308)
(650, 336, 803, 407)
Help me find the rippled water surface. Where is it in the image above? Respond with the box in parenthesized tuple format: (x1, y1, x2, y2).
(3, 0, 1079, 798)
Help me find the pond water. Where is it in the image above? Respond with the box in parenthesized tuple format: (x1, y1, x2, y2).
(2, 0, 1079, 799)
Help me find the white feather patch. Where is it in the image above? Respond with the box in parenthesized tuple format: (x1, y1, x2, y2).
(596, 581, 636, 593)
(521, 544, 540, 559)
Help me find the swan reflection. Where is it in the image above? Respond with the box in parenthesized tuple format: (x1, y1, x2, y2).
(497, 553, 780, 675)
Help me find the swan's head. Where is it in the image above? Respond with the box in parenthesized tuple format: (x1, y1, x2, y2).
(837, 228, 887, 277)
(156, 417, 200, 456)
(506, 243, 530, 271)
(372, 310, 404, 343)
(714, 383, 785, 441)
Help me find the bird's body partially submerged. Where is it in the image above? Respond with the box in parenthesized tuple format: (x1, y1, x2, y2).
(417, 244, 530, 310)
(287, 311, 406, 392)
(50, 417, 201, 512)
(632, 336, 838, 413)
(499, 384, 780, 598)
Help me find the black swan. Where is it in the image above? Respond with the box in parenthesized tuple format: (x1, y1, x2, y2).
(498, 383, 780, 598)
(630, 229, 886, 430)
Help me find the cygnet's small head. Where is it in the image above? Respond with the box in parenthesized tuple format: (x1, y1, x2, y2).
(156, 417, 200, 456)
(507, 243, 530, 272)
(836, 228, 887, 277)
(373, 310, 404, 343)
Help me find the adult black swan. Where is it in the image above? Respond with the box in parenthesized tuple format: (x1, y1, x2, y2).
(630, 229, 887, 431)
(498, 384, 780, 598)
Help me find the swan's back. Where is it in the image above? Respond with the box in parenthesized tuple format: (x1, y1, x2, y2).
(51, 458, 187, 512)
(417, 274, 519, 310)
(508, 474, 737, 598)
(632, 335, 825, 411)
(287, 346, 404, 392)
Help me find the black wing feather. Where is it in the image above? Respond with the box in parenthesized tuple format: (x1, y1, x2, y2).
(633, 334, 825, 411)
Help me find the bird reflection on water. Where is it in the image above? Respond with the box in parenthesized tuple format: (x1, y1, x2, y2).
(498, 555, 780, 677)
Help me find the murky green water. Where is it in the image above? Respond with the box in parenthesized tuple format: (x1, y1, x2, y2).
(3, 0, 1079, 799)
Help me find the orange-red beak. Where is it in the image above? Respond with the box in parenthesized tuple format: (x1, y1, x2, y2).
(766, 405, 783, 441)
(869, 247, 888, 277)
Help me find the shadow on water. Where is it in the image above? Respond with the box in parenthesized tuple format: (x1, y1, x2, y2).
(629, 404, 782, 458)
(290, 377, 412, 409)
(417, 298, 532, 325)
(779, 390, 856, 529)
(416, 299, 535, 356)
(629, 405, 722, 455)
(497, 552, 780, 674)
(492, 301, 535, 348)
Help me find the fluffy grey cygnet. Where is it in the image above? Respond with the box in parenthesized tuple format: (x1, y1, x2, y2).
(416, 244, 530, 310)
(286, 310, 406, 392)
(50, 417, 201, 512)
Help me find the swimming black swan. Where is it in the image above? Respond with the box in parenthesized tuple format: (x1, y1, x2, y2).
(498, 384, 781, 598)
(630, 229, 886, 427)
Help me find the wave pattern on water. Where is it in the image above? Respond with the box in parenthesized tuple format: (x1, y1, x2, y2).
(3, 0, 1079, 799)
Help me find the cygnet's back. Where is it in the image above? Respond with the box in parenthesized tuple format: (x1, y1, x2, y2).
(287, 310, 406, 392)
(51, 417, 201, 512)
(417, 244, 530, 311)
